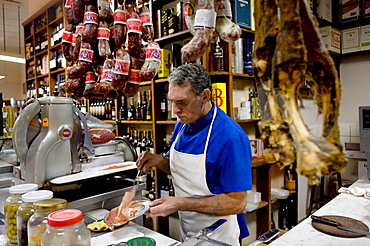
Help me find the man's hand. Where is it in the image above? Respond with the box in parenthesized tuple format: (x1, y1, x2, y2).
(136, 152, 170, 174)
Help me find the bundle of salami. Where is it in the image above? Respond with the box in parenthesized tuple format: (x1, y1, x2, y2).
(181, 0, 242, 62)
(62, 0, 161, 99)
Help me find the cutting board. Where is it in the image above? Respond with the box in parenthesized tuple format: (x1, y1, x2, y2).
(311, 215, 369, 238)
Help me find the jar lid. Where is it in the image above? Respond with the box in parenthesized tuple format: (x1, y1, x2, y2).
(21, 190, 53, 203)
(9, 183, 38, 194)
(34, 198, 68, 211)
(47, 209, 83, 227)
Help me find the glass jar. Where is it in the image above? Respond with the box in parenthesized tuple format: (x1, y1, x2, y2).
(41, 209, 91, 246)
(17, 190, 53, 246)
(4, 183, 38, 244)
(28, 198, 68, 246)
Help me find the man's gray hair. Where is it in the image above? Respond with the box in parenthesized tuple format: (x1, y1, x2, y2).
(168, 63, 212, 95)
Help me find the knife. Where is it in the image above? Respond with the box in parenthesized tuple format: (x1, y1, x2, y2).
(311, 215, 370, 237)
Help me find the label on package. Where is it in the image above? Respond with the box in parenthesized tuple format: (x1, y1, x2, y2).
(114, 9, 127, 24)
(62, 31, 73, 44)
(215, 0, 232, 17)
(79, 48, 94, 63)
(71, 35, 76, 46)
(139, 12, 152, 25)
(145, 47, 161, 60)
(128, 69, 142, 83)
(84, 12, 98, 25)
(75, 25, 84, 36)
(194, 9, 216, 29)
(97, 27, 110, 40)
(85, 71, 96, 83)
(64, 0, 71, 8)
(184, 1, 195, 16)
(101, 69, 114, 82)
(114, 59, 130, 75)
(127, 18, 142, 34)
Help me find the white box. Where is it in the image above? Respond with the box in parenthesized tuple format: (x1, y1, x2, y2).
(320, 26, 341, 54)
(317, 0, 332, 22)
(271, 188, 289, 200)
(341, 1, 360, 22)
(247, 190, 261, 204)
(345, 150, 367, 159)
(360, 25, 370, 51)
(342, 27, 360, 54)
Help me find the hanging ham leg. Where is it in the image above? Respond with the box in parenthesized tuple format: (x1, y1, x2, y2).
(253, 0, 347, 185)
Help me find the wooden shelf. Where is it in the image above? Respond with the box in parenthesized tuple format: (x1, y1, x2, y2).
(36, 74, 48, 79)
(156, 120, 177, 125)
(209, 71, 229, 76)
(50, 68, 65, 75)
(236, 119, 260, 124)
(35, 49, 48, 57)
(26, 77, 35, 82)
(35, 26, 47, 36)
(50, 42, 62, 51)
(155, 78, 168, 83)
(25, 35, 33, 41)
(154, 30, 192, 44)
(140, 81, 152, 86)
(232, 73, 254, 78)
(48, 16, 63, 27)
(119, 120, 153, 124)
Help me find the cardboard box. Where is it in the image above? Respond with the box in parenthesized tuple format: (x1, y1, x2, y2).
(317, 0, 332, 22)
(232, 0, 252, 30)
(319, 26, 341, 54)
(212, 82, 227, 113)
(158, 49, 170, 78)
(360, 25, 370, 51)
(365, 0, 370, 18)
(341, 1, 360, 22)
(342, 27, 360, 53)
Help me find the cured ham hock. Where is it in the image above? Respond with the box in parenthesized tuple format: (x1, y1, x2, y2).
(253, 0, 347, 185)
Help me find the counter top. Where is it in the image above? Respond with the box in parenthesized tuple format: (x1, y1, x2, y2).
(270, 177, 370, 246)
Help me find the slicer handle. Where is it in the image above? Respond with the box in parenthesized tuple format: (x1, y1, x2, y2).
(311, 215, 341, 226)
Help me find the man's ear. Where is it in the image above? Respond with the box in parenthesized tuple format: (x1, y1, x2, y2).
(203, 88, 211, 102)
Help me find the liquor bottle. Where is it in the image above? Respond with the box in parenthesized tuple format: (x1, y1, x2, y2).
(111, 100, 116, 121)
(133, 130, 139, 153)
(136, 92, 142, 120)
(141, 130, 147, 153)
(135, 130, 142, 154)
(141, 91, 147, 121)
(168, 8, 179, 35)
(129, 129, 135, 143)
(160, 179, 170, 198)
(148, 181, 156, 201)
(160, 92, 168, 120)
(169, 177, 175, 196)
(119, 96, 127, 120)
(278, 199, 289, 230)
(146, 131, 154, 153)
(128, 97, 136, 120)
(213, 37, 224, 71)
(105, 99, 111, 120)
(80, 99, 87, 114)
(146, 90, 152, 121)
(167, 99, 172, 120)
(161, 138, 169, 156)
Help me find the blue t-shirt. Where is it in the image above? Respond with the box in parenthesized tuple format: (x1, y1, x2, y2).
(167, 104, 252, 239)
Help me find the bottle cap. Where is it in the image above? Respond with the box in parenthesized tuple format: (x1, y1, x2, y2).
(34, 198, 68, 211)
(9, 183, 38, 194)
(47, 209, 83, 227)
(21, 190, 53, 203)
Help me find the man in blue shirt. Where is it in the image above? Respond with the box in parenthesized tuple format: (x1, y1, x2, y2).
(136, 63, 252, 245)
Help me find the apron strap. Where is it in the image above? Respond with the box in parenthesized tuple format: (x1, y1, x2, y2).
(203, 106, 217, 155)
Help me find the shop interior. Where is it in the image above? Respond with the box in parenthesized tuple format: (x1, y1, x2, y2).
(0, 0, 370, 245)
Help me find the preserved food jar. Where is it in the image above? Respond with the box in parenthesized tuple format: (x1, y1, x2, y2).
(28, 198, 68, 246)
(4, 183, 38, 244)
(41, 209, 91, 246)
(17, 190, 53, 246)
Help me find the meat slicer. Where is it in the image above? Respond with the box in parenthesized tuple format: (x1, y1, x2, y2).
(12, 96, 138, 201)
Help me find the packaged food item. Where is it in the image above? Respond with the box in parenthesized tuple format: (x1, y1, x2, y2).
(17, 190, 53, 246)
(41, 209, 91, 246)
(4, 183, 38, 244)
(28, 198, 68, 246)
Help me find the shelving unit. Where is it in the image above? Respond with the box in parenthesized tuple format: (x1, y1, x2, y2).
(22, 0, 65, 99)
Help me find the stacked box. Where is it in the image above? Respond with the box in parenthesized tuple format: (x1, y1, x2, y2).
(341, 0, 360, 23)
(342, 27, 360, 53)
(319, 26, 341, 54)
(360, 25, 370, 51)
(158, 49, 170, 78)
(212, 82, 227, 113)
(232, 0, 252, 30)
(317, 0, 332, 22)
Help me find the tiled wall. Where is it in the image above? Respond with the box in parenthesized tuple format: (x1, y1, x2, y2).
(309, 124, 360, 146)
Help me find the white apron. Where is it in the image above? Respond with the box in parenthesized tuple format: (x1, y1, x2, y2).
(170, 106, 240, 246)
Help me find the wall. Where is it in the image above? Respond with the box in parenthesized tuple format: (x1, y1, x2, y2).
(0, 0, 29, 101)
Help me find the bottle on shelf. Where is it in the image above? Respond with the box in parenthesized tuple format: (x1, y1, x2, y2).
(160, 92, 168, 120)
(135, 130, 142, 155)
(161, 138, 169, 156)
(213, 37, 225, 71)
(146, 90, 152, 121)
(141, 91, 147, 121)
(105, 99, 112, 120)
(146, 131, 154, 153)
(119, 96, 127, 120)
(141, 130, 147, 153)
(160, 178, 170, 198)
(136, 92, 142, 120)
(128, 97, 136, 120)
(148, 181, 156, 201)
(169, 177, 175, 196)
(111, 100, 116, 120)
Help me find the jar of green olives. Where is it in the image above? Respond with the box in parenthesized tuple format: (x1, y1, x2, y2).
(4, 183, 38, 244)
(28, 198, 68, 246)
(17, 190, 53, 246)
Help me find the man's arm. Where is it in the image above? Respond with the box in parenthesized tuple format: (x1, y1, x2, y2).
(136, 152, 171, 174)
(149, 191, 247, 217)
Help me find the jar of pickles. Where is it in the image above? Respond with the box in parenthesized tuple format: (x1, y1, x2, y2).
(27, 198, 68, 246)
(41, 209, 91, 246)
(17, 190, 53, 246)
(4, 183, 38, 244)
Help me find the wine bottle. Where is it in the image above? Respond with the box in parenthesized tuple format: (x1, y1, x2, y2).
(146, 90, 152, 121)
(146, 131, 154, 153)
(148, 181, 156, 201)
(136, 92, 142, 120)
(160, 92, 168, 120)
(213, 36, 224, 71)
(119, 96, 127, 120)
(141, 91, 147, 121)
(128, 97, 136, 120)
(111, 100, 116, 120)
